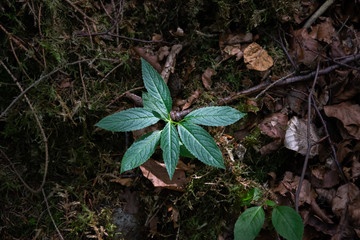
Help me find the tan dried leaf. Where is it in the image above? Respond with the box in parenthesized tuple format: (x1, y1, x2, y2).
(140, 159, 189, 191)
(243, 42, 274, 71)
(201, 67, 216, 90)
(182, 89, 201, 110)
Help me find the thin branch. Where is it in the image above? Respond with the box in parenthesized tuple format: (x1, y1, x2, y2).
(42, 189, 65, 240)
(295, 62, 320, 212)
(0, 59, 90, 118)
(76, 31, 170, 44)
(64, 0, 98, 24)
(0, 60, 49, 194)
(311, 95, 347, 182)
(78, 61, 88, 102)
(303, 0, 335, 28)
(255, 71, 296, 99)
(218, 53, 360, 105)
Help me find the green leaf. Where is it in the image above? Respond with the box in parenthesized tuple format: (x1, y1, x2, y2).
(265, 200, 276, 207)
(272, 206, 304, 240)
(179, 141, 195, 158)
(141, 58, 172, 113)
(121, 131, 161, 173)
(177, 122, 225, 169)
(184, 106, 246, 126)
(160, 122, 180, 179)
(142, 92, 168, 120)
(95, 108, 159, 132)
(234, 206, 265, 240)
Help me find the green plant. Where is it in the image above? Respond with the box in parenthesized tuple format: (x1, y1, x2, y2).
(234, 201, 304, 240)
(95, 58, 246, 179)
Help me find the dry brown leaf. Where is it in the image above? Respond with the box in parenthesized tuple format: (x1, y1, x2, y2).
(201, 67, 216, 90)
(140, 159, 189, 191)
(284, 116, 320, 157)
(182, 89, 201, 110)
(152, 33, 163, 41)
(110, 178, 133, 187)
(311, 165, 340, 188)
(259, 113, 288, 139)
(258, 113, 288, 155)
(157, 46, 169, 61)
(352, 158, 360, 180)
(290, 28, 321, 67)
(243, 42, 273, 71)
(332, 183, 360, 217)
(316, 18, 335, 44)
(133, 46, 162, 73)
(324, 102, 360, 140)
(349, 194, 360, 227)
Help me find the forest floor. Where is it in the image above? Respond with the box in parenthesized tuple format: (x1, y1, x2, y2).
(1, 0, 360, 239)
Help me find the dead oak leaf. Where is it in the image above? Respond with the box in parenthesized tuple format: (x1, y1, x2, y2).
(243, 42, 273, 71)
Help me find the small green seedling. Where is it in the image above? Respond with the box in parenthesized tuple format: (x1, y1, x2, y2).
(95, 58, 246, 179)
(234, 200, 304, 240)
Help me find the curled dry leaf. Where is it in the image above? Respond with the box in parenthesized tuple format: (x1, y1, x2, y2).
(284, 116, 320, 157)
(140, 159, 189, 191)
(201, 67, 216, 90)
(243, 42, 274, 71)
(324, 102, 360, 140)
(182, 89, 201, 110)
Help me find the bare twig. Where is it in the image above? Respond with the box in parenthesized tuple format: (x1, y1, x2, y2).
(106, 86, 145, 108)
(311, 95, 347, 182)
(219, 53, 360, 105)
(42, 189, 65, 240)
(100, 61, 124, 83)
(64, 0, 98, 24)
(78, 62, 88, 102)
(0, 59, 90, 118)
(295, 63, 320, 212)
(255, 71, 296, 99)
(303, 0, 335, 28)
(76, 31, 170, 44)
(0, 60, 49, 194)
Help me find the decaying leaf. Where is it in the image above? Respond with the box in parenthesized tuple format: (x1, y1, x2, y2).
(332, 183, 360, 217)
(274, 171, 316, 206)
(243, 42, 274, 71)
(219, 32, 253, 61)
(311, 164, 340, 188)
(290, 28, 321, 67)
(182, 89, 201, 110)
(284, 116, 320, 157)
(258, 113, 288, 155)
(201, 67, 216, 90)
(140, 159, 189, 191)
(324, 102, 360, 140)
(110, 178, 133, 187)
